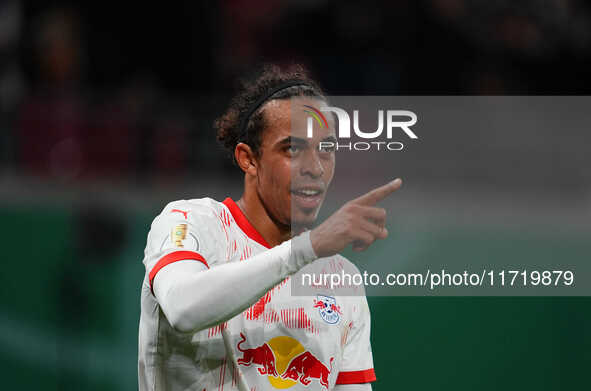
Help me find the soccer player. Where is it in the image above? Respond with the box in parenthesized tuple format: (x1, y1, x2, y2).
(138, 65, 402, 391)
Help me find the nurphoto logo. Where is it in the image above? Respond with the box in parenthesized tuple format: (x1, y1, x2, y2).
(304, 105, 418, 151)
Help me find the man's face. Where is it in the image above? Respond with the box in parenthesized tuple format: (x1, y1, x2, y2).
(255, 97, 336, 229)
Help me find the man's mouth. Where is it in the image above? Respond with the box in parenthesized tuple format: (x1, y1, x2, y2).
(292, 188, 322, 196)
(291, 187, 325, 210)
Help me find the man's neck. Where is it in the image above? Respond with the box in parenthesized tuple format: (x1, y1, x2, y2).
(236, 192, 292, 248)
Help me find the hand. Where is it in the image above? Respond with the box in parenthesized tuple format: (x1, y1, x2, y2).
(310, 178, 402, 257)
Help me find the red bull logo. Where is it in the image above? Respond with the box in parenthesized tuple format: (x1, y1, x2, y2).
(237, 334, 333, 389)
(281, 352, 334, 388)
(237, 333, 278, 376)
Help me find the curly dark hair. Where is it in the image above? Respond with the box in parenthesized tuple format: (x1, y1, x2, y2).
(214, 64, 326, 164)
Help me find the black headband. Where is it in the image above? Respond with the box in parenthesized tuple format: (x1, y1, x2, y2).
(238, 80, 312, 143)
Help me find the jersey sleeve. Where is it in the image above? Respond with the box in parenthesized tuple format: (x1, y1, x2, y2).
(142, 200, 228, 291)
(336, 295, 377, 385)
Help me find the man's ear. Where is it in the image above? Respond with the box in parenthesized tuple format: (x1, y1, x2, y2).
(234, 143, 258, 176)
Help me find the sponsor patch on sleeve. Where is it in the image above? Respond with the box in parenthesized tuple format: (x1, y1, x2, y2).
(160, 223, 200, 251)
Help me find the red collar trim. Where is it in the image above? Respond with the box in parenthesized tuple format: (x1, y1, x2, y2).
(222, 198, 271, 249)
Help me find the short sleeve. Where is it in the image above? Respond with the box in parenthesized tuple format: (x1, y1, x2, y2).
(142, 200, 227, 290)
(336, 296, 377, 385)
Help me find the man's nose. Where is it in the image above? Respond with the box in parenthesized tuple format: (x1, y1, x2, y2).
(300, 150, 324, 178)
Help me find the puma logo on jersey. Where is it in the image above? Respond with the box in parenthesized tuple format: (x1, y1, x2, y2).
(171, 209, 188, 219)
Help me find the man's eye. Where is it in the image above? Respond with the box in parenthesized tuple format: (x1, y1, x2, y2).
(319, 144, 336, 153)
(287, 145, 301, 154)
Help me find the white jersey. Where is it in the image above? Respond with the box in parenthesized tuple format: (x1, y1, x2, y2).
(138, 197, 376, 391)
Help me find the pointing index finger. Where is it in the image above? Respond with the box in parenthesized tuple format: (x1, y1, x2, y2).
(352, 178, 402, 206)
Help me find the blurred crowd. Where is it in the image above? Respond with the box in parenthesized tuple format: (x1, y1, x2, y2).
(1, 0, 590, 183)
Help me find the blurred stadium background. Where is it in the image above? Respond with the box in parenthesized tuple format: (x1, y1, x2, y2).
(1, 1, 590, 389)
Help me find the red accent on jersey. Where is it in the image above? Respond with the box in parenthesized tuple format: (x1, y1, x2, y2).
(243, 278, 289, 320)
(248, 290, 272, 320)
(217, 212, 231, 260)
(220, 208, 232, 228)
(240, 279, 317, 334)
(171, 209, 188, 219)
(149, 251, 208, 290)
(222, 198, 271, 249)
(280, 308, 317, 334)
(240, 245, 252, 261)
(207, 322, 228, 338)
(335, 368, 377, 384)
